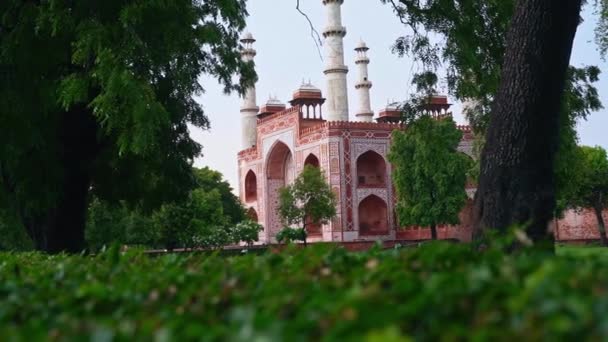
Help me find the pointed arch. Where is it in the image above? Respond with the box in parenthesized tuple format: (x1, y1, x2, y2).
(247, 207, 258, 222)
(244, 170, 257, 203)
(266, 141, 293, 180)
(305, 215, 322, 236)
(356, 150, 387, 187)
(265, 141, 294, 238)
(358, 195, 388, 235)
(304, 153, 320, 168)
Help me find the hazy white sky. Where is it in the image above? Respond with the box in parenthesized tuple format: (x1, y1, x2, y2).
(192, 0, 608, 192)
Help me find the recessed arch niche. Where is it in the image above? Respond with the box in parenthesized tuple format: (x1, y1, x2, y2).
(244, 170, 257, 203)
(356, 151, 387, 187)
(358, 195, 389, 235)
(247, 207, 259, 222)
(265, 141, 294, 238)
(304, 153, 320, 168)
(266, 141, 293, 182)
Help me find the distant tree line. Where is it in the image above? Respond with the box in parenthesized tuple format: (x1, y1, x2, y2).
(0, 167, 262, 252)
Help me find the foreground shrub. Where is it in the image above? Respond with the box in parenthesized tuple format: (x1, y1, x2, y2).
(276, 227, 307, 244)
(0, 243, 607, 340)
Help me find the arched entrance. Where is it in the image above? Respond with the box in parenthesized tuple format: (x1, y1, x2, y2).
(304, 153, 320, 168)
(266, 141, 294, 238)
(356, 151, 386, 187)
(358, 195, 388, 236)
(247, 207, 258, 222)
(305, 216, 322, 237)
(303, 154, 322, 236)
(244, 170, 257, 203)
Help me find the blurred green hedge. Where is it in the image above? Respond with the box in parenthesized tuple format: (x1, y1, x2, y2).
(0, 243, 607, 340)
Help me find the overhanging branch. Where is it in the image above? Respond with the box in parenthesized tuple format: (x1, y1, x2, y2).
(296, 0, 324, 61)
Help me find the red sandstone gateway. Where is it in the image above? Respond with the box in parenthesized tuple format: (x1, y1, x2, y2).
(236, 1, 605, 245)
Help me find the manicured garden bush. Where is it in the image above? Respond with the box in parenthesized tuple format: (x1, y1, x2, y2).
(1, 242, 607, 340)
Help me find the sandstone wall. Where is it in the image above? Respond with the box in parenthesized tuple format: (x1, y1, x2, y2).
(554, 208, 608, 241)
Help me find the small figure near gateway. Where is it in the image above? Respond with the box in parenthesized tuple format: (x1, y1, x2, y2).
(237, 0, 600, 244)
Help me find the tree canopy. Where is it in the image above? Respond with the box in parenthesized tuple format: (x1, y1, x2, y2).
(565, 146, 608, 245)
(193, 167, 246, 225)
(0, 209, 32, 251)
(0, 0, 254, 252)
(380, 0, 602, 131)
(389, 116, 471, 240)
(85, 167, 252, 251)
(278, 165, 336, 244)
(382, 0, 602, 244)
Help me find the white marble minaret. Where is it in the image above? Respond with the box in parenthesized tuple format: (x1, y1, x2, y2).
(354, 40, 373, 122)
(240, 32, 259, 149)
(322, 0, 349, 122)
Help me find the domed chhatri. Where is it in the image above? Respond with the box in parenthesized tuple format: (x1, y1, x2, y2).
(265, 95, 285, 106)
(290, 81, 326, 119)
(258, 96, 286, 119)
(296, 80, 322, 93)
(355, 39, 369, 52)
(240, 31, 255, 43)
(292, 80, 323, 99)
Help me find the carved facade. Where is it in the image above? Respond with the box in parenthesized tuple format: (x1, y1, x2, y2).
(236, 0, 604, 244)
(237, 94, 479, 244)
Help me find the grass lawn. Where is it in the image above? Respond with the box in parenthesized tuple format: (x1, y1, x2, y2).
(556, 243, 608, 257)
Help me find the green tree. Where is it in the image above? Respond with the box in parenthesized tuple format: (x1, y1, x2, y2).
(567, 146, 608, 246)
(85, 199, 128, 251)
(229, 220, 264, 246)
(278, 165, 336, 245)
(276, 227, 308, 245)
(85, 167, 247, 251)
(555, 67, 603, 213)
(0, 209, 32, 251)
(380, 0, 602, 131)
(382, 0, 601, 244)
(0, 0, 254, 252)
(194, 167, 246, 225)
(389, 116, 470, 240)
(85, 198, 157, 252)
(154, 189, 228, 251)
(474, 0, 583, 244)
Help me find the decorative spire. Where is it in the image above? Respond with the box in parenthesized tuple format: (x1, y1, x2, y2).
(240, 32, 259, 149)
(355, 39, 373, 122)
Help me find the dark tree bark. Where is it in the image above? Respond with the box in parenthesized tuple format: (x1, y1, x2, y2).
(22, 106, 99, 253)
(430, 224, 437, 240)
(474, 0, 583, 245)
(302, 219, 308, 247)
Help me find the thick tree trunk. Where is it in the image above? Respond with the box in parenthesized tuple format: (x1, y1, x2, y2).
(430, 224, 437, 240)
(593, 205, 608, 247)
(22, 106, 99, 253)
(473, 0, 583, 245)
